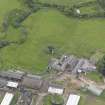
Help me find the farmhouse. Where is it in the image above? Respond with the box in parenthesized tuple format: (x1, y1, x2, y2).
(49, 55, 96, 73)
(49, 55, 78, 71)
(74, 59, 96, 73)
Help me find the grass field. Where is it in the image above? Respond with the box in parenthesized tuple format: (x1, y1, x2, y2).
(0, 0, 105, 105)
(79, 91, 105, 105)
(86, 71, 103, 82)
(0, 0, 105, 73)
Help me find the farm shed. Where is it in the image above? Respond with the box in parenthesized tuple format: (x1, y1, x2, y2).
(0, 71, 24, 81)
(22, 75, 43, 90)
(74, 59, 96, 73)
(87, 84, 103, 96)
(73, 59, 85, 73)
(79, 59, 96, 72)
(49, 55, 78, 71)
(66, 94, 80, 105)
(48, 87, 64, 95)
(7, 81, 18, 88)
(0, 92, 14, 105)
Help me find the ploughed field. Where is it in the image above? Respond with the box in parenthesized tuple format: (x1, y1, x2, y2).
(0, 0, 105, 73)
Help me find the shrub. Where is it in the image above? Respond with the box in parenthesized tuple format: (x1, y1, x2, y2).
(5, 9, 31, 28)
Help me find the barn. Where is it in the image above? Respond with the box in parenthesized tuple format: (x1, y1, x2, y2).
(22, 75, 43, 90)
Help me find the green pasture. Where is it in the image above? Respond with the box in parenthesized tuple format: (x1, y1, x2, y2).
(0, 0, 105, 105)
(0, 0, 105, 74)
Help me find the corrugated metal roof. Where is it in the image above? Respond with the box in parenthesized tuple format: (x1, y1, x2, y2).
(66, 94, 80, 105)
(7, 81, 18, 88)
(0, 71, 24, 80)
(48, 87, 64, 95)
(0, 92, 14, 105)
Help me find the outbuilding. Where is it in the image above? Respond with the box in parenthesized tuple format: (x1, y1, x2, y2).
(48, 86, 64, 95)
(0, 71, 24, 81)
(22, 75, 43, 90)
(87, 84, 103, 96)
(0, 92, 14, 105)
(66, 94, 80, 105)
(7, 81, 18, 88)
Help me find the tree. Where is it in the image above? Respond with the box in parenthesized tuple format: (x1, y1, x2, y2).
(18, 0, 40, 12)
(97, 55, 105, 76)
(1, 19, 9, 32)
(51, 95, 64, 105)
(6, 9, 31, 28)
(47, 46, 55, 55)
(43, 95, 64, 105)
(97, 0, 105, 9)
(0, 40, 10, 48)
(19, 27, 28, 44)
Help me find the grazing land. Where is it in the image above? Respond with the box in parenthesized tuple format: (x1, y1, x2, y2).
(0, 0, 105, 73)
(0, 0, 105, 105)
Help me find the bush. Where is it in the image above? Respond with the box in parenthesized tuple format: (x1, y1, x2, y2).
(18, 27, 28, 44)
(43, 95, 64, 105)
(51, 95, 64, 105)
(1, 19, 9, 33)
(6, 9, 31, 28)
(97, 55, 105, 77)
(97, 0, 105, 9)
